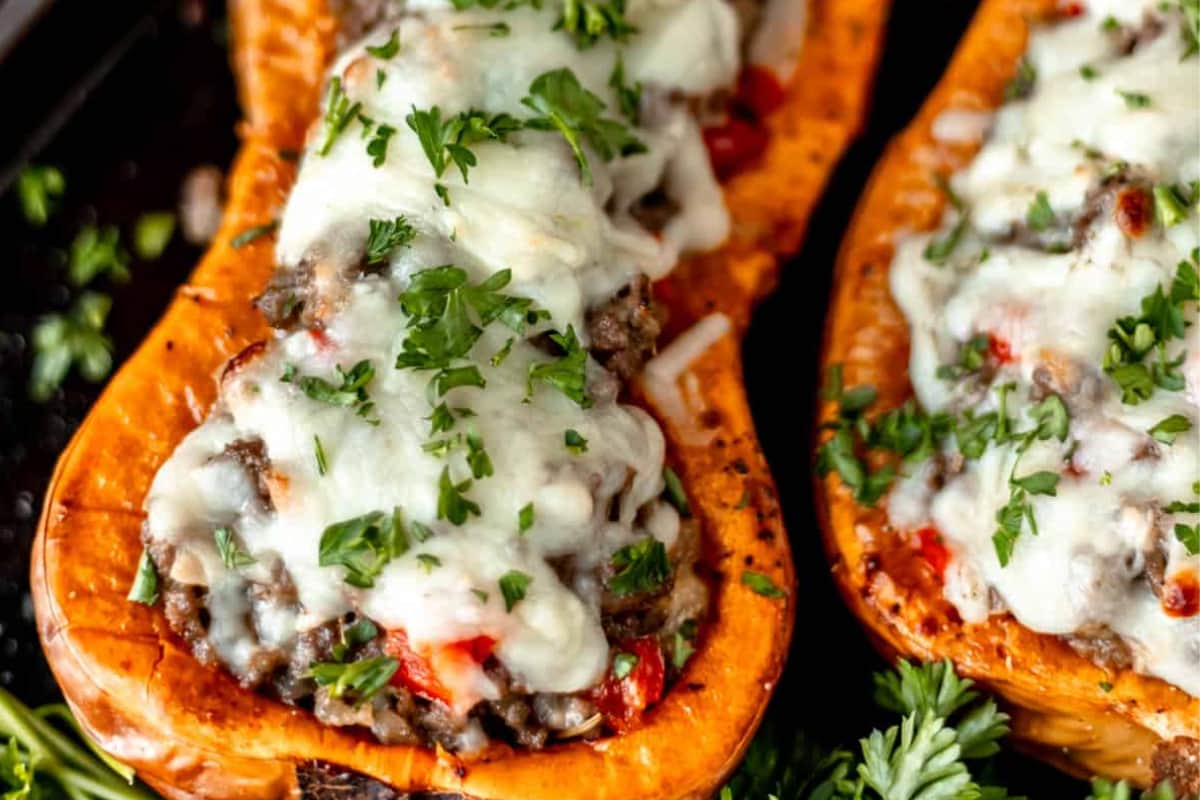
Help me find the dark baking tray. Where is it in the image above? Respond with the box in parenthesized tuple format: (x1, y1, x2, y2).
(0, 1, 1084, 795)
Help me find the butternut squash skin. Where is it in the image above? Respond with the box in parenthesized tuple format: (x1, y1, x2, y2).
(31, 1, 888, 797)
(817, 0, 1200, 791)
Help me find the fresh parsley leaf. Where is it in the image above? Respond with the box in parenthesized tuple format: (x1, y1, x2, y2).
(416, 553, 442, 573)
(557, 0, 636, 47)
(741, 570, 786, 599)
(318, 509, 409, 587)
(437, 466, 481, 524)
(1025, 190, 1055, 232)
(1003, 58, 1037, 101)
(70, 225, 130, 285)
(1154, 183, 1193, 227)
(564, 428, 588, 453)
(612, 651, 638, 679)
(214, 527, 256, 569)
(471, 588, 489, 603)
(858, 713, 975, 800)
(526, 325, 591, 406)
(405, 105, 522, 189)
(608, 537, 670, 597)
(1183, 0, 1200, 58)
(672, 619, 697, 670)
(307, 656, 398, 703)
(465, 431, 493, 479)
(499, 570, 532, 611)
(365, 29, 400, 59)
(365, 216, 416, 264)
(1117, 89, 1151, 108)
(127, 547, 159, 605)
(936, 334, 989, 380)
(290, 360, 380, 423)
(1079, 64, 1099, 80)
(29, 292, 114, 402)
(1011, 470, 1059, 495)
(16, 165, 64, 226)
(521, 67, 645, 186)
(314, 435, 329, 475)
(230, 221, 278, 249)
(133, 212, 175, 260)
(429, 402, 457, 434)
(662, 466, 691, 517)
(331, 619, 379, 662)
(1172, 257, 1200, 303)
(518, 502, 535, 534)
(366, 123, 397, 167)
(1103, 259, 1194, 404)
(1176, 523, 1200, 555)
(1029, 393, 1069, 442)
(453, 21, 511, 36)
(319, 77, 362, 155)
(608, 53, 642, 123)
(873, 659, 979, 721)
(1148, 414, 1192, 444)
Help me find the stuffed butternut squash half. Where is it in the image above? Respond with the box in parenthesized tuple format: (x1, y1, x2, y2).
(819, 0, 1200, 792)
(32, 0, 886, 797)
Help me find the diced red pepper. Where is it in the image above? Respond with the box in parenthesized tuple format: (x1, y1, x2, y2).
(307, 327, 334, 351)
(736, 65, 786, 118)
(1162, 572, 1199, 618)
(1056, 1, 1086, 19)
(592, 637, 666, 732)
(383, 629, 495, 704)
(703, 118, 769, 179)
(988, 333, 1015, 365)
(916, 527, 950, 579)
(1114, 187, 1153, 239)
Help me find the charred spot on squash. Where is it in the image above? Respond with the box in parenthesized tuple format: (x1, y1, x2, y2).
(296, 761, 468, 800)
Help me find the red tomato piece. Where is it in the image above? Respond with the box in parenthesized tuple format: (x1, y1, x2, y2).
(1114, 186, 1153, 239)
(703, 118, 769, 178)
(1056, 1, 1086, 19)
(383, 629, 496, 704)
(916, 527, 950, 579)
(736, 65, 786, 118)
(1162, 572, 1199, 618)
(988, 333, 1015, 365)
(592, 637, 666, 732)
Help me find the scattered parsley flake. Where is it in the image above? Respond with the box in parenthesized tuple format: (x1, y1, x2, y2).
(612, 652, 638, 679)
(307, 656, 397, 703)
(564, 428, 588, 453)
(230, 221, 278, 249)
(662, 466, 691, 517)
(518, 502, 535, 534)
(741, 570, 786, 599)
(365, 29, 400, 59)
(608, 537, 670, 597)
(127, 547, 159, 605)
(314, 435, 329, 475)
(499, 570, 532, 611)
(133, 212, 175, 260)
(1025, 190, 1055, 232)
(365, 216, 416, 264)
(1148, 414, 1192, 444)
(1117, 89, 1151, 108)
(16, 165, 65, 225)
(70, 225, 130, 285)
(214, 527, 256, 569)
(437, 466, 481, 524)
(29, 292, 114, 402)
(319, 509, 409, 587)
(366, 123, 397, 167)
(417, 553, 442, 573)
(319, 77, 362, 155)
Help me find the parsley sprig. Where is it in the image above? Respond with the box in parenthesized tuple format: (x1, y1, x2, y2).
(318, 508, 409, 587)
(282, 360, 381, 424)
(1102, 254, 1197, 404)
(318, 77, 362, 156)
(607, 537, 670, 596)
(557, 0, 636, 48)
(29, 292, 114, 401)
(526, 325, 592, 406)
(405, 106, 522, 199)
(522, 67, 646, 186)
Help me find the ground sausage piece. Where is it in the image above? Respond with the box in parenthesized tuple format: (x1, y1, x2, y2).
(256, 261, 315, 329)
(586, 278, 666, 381)
(220, 437, 275, 509)
(1062, 624, 1134, 671)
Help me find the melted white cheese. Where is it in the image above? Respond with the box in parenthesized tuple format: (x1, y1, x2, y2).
(889, 1, 1200, 696)
(146, 0, 750, 706)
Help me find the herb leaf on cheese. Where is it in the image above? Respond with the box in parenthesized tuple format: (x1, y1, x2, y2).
(284, 360, 380, 423)
(499, 570, 532, 611)
(319, 77, 363, 155)
(557, 0, 636, 47)
(437, 466, 482, 524)
(526, 325, 592, 406)
(365, 29, 400, 59)
(608, 537, 670, 597)
(405, 105, 522, 189)
(319, 509, 410, 587)
(214, 527, 256, 569)
(127, 548, 160, 605)
(308, 656, 398, 703)
(366, 216, 416, 263)
(522, 67, 646, 186)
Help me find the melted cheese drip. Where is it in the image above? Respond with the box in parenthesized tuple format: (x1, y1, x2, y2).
(889, 0, 1200, 696)
(145, 0, 748, 704)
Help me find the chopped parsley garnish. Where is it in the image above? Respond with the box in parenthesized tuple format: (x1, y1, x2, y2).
(923, 175, 968, 265)
(307, 656, 398, 703)
(526, 325, 591, 406)
(1184, 0, 1200, 58)
(453, 21, 511, 36)
(662, 466, 691, 517)
(437, 466, 481, 524)
(230, 221, 278, 249)
(1099, 680, 1114, 693)
(1117, 89, 1151, 109)
(1003, 58, 1036, 101)
(741, 570, 786, 599)
(471, 588, 489, 603)
(16, 165, 64, 226)
(935, 333, 989, 380)
(1165, 482, 1200, 514)
(521, 67, 645, 186)
(214, 527, 256, 569)
(465, 431, 494, 479)
(608, 537, 670, 597)
(612, 651, 638, 679)
(127, 547, 159, 605)
(1024, 190, 1055, 232)
(396, 266, 545, 373)
(1102, 255, 1195, 403)
(608, 53, 642, 123)
(314, 434, 329, 475)
(1176, 523, 1200, 555)
(1079, 64, 1099, 80)
(564, 428, 588, 453)
(319, 509, 409, 587)
(499, 570, 532, 611)
(672, 619, 697, 669)
(365, 29, 400, 59)
(1154, 182, 1197, 227)
(133, 212, 175, 260)
(29, 292, 114, 402)
(284, 360, 380, 423)
(1148, 414, 1192, 444)
(331, 619, 379, 662)
(416, 553, 442, 572)
(429, 403, 457, 434)
(365, 215, 416, 264)
(557, 0, 636, 47)
(318, 77, 362, 155)
(405, 105, 522, 194)
(518, 502, 535, 534)
(428, 365, 487, 400)
(70, 225, 130, 286)
(366, 123, 397, 167)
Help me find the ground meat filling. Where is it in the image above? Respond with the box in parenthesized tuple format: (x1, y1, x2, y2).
(585, 277, 666, 381)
